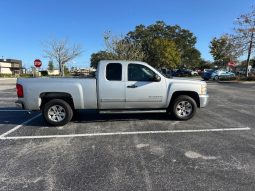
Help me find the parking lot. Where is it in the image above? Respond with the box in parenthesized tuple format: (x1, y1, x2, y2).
(0, 78, 255, 191)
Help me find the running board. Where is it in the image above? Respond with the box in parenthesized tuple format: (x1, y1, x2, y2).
(99, 109, 167, 114)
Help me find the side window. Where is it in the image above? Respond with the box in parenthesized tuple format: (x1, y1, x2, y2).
(128, 64, 156, 81)
(106, 63, 122, 81)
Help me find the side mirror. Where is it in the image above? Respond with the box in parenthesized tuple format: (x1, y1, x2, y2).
(154, 74, 161, 82)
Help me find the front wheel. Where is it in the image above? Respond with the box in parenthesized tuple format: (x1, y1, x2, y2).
(42, 99, 73, 126)
(170, 95, 197, 120)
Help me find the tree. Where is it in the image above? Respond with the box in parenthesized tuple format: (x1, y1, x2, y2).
(104, 31, 144, 61)
(90, 32, 144, 68)
(90, 51, 116, 69)
(147, 38, 181, 68)
(197, 59, 213, 70)
(47, 60, 54, 71)
(43, 39, 82, 76)
(209, 35, 241, 66)
(251, 58, 255, 67)
(127, 21, 201, 68)
(234, 8, 255, 77)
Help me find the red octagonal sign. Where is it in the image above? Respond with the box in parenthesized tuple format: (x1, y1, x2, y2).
(34, 59, 42, 68)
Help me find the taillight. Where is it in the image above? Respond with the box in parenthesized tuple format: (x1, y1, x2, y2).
(16, 84, 24, 98)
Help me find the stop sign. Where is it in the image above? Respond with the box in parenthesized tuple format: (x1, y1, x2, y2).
(34, 59, 42, 68)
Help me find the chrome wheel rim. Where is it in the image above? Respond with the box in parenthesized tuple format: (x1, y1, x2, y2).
(48, 105, 66, 122)
(176, 101, 193, 118)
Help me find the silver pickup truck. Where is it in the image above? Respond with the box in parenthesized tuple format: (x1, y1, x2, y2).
(16, 60, 209, 126)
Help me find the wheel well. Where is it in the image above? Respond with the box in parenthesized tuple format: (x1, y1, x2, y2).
(40, 92, 75, 110)
(169, 91, 200, 108)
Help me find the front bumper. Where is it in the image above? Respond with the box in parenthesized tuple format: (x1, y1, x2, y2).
(15, 100, 25, 109)
(199, 94, 209, 107)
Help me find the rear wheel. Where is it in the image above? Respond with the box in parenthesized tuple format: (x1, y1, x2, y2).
(170, 95, 197, 120)
(42, 99, 73, 126)
(214, 75, 219, 81)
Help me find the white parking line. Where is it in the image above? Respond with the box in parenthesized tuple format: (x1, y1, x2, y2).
(0, 127, 250, 140)
(0, 113, 42, 138)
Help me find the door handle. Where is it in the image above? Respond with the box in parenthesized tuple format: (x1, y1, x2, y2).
(127, 85, 137, 88)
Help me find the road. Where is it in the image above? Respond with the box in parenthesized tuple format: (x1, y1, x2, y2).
(0, 78, 255, 191)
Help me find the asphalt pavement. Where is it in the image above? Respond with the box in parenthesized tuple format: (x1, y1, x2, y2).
(0, 78, 255, 191)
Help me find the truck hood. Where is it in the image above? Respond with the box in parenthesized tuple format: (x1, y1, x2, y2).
(166, 77, 206, 85)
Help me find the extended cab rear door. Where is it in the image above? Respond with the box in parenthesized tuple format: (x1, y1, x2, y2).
(125, 63, 167, 109)
(98, 62, 125, 109)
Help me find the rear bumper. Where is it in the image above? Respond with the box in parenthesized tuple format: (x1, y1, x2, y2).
(15, 100, 25, 109)
(199, 94, 209, 107)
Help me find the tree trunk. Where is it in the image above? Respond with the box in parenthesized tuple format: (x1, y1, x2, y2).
(58, 62, 62, 77)
(246, 32, 254, 77)
(61, 64, 65, 77)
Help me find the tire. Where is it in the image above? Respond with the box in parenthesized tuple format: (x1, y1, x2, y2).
(42, 99, 73, 126)
(214, 75, 219, 81)
(170, 95, 197, 120)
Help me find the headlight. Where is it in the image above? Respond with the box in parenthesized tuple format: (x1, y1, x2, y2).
(201, 84, 207, 95)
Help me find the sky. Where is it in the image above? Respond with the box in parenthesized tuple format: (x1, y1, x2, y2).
(0, 0, 254, 69)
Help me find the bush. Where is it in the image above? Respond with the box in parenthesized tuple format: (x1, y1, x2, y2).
(40, 71, 48, 76)
(20, 74, 33, 78)
(236, 76, 255, 81)
(0, 74, 14, 78)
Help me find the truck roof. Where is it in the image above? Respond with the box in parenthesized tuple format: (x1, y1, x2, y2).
(99, 60, 148, 66)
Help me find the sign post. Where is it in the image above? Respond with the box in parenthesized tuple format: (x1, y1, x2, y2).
(34, 59, 42, 77)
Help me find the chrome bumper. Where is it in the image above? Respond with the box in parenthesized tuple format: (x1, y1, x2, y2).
(199, 94, 209, 107)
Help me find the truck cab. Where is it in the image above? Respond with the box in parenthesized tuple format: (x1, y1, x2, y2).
(97, 61, 168, 109)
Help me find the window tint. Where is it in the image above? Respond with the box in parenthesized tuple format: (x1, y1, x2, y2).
(128, 64, 156, 81)
(106, 63, 122, 81)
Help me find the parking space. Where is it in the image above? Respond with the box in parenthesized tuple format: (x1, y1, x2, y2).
(0, 79, 255, 190)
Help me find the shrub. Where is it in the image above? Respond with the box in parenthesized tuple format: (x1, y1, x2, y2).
(20, 74, 33, 78)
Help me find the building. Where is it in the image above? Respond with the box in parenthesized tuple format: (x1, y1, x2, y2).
(47, 69, 60, 76)
(0, 59, 22, 75)
(70, 67, 96, 76)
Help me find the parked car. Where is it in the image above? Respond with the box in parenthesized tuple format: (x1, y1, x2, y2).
(201, 69, 216, 81)
(172, 69, 192, 77)
(187, 69, 199, 76)
(16, 60, 209, 126)
(211, 70, 235, 80)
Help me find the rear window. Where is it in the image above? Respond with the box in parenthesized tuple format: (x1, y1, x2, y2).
(106, 63, 122, 81)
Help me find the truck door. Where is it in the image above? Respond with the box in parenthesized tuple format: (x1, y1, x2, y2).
(98, 63, 125, 109)
(125, 63, 167, 109)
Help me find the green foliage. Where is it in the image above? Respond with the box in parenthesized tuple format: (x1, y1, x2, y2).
(236, 76, 255, 81)
(209, 36, 232, 65)
(47, 60, 54, 71)
(251, 58, 255, 68)
(197, 59, 213, 69)
(90, 51, 116, 69)
(90, 21, 201, 69)
(0, 74, 14, 78)
(127, 21, 201, 68)
(20, 74, 33, 78)
(148, 38, 181, 68)
(40, 71, 48, 76)
(64, 65, 70, 75)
